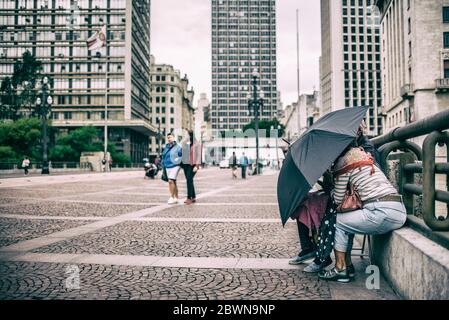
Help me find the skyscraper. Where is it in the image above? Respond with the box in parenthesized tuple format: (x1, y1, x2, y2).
(320, 0, 383, 136)
(211, 0, 277, 131)
(0, 0, 154, 161)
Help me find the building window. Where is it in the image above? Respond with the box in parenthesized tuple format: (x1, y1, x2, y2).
(443, 7, 449, 23)
(444, 60, 449, 78)
(64, 112, 72, 120)
(444, 32, 449, 48)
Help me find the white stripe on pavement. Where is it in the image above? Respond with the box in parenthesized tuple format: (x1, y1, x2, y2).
(1, 252, 300, 270)
(0, 214, 291, 224)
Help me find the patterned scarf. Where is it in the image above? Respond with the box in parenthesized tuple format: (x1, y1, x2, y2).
(332, 147, 375, 176)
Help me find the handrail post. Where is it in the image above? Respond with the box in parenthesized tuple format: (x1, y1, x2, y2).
(399, 153, 416, 215)
(422, 131, 449, 231)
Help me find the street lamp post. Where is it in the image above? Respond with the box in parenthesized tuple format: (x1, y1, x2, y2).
(156, 117, 162, 159)
(36, 76, 53, 175)
(271, 125, 281, 170)
(247, 70, 264, 175)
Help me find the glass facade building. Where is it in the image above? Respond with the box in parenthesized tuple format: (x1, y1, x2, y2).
(211, 0, 277, 131)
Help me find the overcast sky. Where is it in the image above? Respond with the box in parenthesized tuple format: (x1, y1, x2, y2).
(151, 0, 321, 108)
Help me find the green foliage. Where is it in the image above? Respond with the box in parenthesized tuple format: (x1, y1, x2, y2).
(0, 51, 44, 120)
(110, 152, 132, 165)
(49, 145, 77, 162)
(106, 142, 131, 165)
(0, 120, 134, 165)
(0, 146, 17, 162)
(0, 117, 42, 160)
(0, 77, 20, 120)
(51, 126, 103, 162)
(11, 50, 43, 88)
(242, 118, 285, 137)
(50, 126, 131, 164)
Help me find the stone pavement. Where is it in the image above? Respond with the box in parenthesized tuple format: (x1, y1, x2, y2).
(0, 168, 400, 300)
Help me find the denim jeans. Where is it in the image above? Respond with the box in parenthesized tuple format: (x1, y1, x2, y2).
(334, 201, 407, 252)
(182, 165, 196, 199)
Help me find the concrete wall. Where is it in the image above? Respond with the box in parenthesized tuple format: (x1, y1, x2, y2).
(373, 227, 449, 300)
(374, 154, 449, 299)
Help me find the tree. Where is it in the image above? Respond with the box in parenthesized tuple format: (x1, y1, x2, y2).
(50, 126, 103, 162)
(0, 51, 43, 119)
(0, 77, 19, 120)
(11, 50, 42, 88)
(0, 146, 17, 162)
(0, 117, 42, 160)
(106, 143, 131, 165)
(242, 119, 285, 137)
(49, 126, 131, 164)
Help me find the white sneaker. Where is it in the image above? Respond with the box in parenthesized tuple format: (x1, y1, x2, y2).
(167, 197, 177, 205)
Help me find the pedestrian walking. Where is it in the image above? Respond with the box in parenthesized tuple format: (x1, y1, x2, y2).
(239, 152, 249, 179)
(22, 157, 30, 176)
(162, 132, 182, 205)
(101, 158, 107, 172)
(230, 152, 238, 179)
(108, 158, 113, 171)
(181, 130, 201, 205)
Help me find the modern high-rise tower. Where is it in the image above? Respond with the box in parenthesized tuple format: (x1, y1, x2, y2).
(320, 0, 383, 136)
(211, 0, 277, 131)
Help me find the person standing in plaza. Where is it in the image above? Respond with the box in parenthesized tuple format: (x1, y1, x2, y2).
(181, 130, 201, 205)
(239, 152, 249, 179)
(230, 152, 238, 179)
(162, 132, 182, 204)
(22, 157, 30, 176)
(101, 158, 107, 172)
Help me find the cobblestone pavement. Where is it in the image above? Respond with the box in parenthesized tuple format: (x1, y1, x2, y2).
(0, 168, 400, 300)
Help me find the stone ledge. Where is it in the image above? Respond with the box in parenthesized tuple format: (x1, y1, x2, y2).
(373, 227, 449, 300)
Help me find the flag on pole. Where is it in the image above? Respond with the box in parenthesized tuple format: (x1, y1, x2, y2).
(87, 25, 107, 51)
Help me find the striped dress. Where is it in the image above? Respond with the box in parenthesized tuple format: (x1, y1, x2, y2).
(333, 165, 398, 205)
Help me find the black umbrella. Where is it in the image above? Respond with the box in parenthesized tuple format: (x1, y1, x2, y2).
(277, 106, 369, 226)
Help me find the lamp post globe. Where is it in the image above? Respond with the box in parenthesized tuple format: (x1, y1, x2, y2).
(251, 69, 259, 78)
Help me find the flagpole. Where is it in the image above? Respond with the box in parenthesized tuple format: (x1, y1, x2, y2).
(104, 26, 108, 167)
(105, 56, 108, 160)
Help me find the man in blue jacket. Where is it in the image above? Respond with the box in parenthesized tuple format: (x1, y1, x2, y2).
(162, 132, 182, 204)
(239, 152, 249, 179)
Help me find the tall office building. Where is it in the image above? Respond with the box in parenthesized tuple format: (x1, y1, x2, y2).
(0, 0, 154, 161)
(376, 0, 449, 133)
(320, 0, 383, 136)
(211, 0, 277, 131)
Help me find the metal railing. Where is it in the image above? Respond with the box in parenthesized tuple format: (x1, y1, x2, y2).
(372, 109, 449, 232)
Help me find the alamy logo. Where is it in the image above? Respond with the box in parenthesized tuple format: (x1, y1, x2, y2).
(365, 265, 380, 290)
(65, 265, 80, 290)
